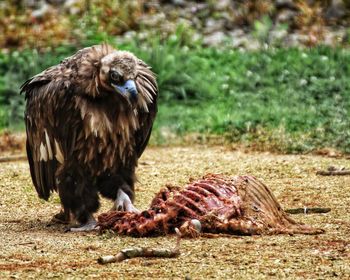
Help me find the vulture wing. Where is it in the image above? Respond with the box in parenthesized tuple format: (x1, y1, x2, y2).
(134, 61, 158, 158)
(21, 46, 97, 200)
(21, 63, 75, 200)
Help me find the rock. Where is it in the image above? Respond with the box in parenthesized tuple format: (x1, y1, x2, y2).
(24, 0, 44, 9)
(122, 31, 137, 42)
(229, 29, 245, 38)
(323, 27, 347, 46)
(191, 17, 203, 30)
(281, 33, 302, 47)
(139, 12, 166, 27)
(244, 38, 261, 51)
(160, 21, 177, 34)
(203, 31, 226, 46)
(228, 29, 246, 48)
(144, 1, 160, 11)
(31, 2, 51, 19)
(63, 0, 81, 15)
(231, 36, 250, 49)
(229, 32, 260, 50)
(189, 3, 209, 14)
(203, 18, 226, 34)
(215, 0, 232, 11)
(269, 28, 288, 44)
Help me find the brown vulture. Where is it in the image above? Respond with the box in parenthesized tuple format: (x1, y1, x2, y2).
(21, 44, 158, 231)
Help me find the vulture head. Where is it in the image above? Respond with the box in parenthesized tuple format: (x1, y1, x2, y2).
(77, 44, 156, 109)
(100, 51, 138, 101)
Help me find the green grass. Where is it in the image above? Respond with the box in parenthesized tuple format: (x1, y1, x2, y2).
(0, 38, 349, 153)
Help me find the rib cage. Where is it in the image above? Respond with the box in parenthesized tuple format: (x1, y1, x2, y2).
(98, 174, 324, 237)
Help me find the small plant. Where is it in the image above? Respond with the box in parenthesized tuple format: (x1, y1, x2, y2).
(252, 15, 273, 44)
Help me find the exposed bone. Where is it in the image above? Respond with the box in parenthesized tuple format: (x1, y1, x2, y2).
(98, 174, 324, 237)
(98, 230, 181, 264)
(285, 207, 331, 214)
(316, 170, 350, 176)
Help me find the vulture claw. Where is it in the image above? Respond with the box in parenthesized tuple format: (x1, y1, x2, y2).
(68, 216, 98, 232)
(115, 189, 141, 214)
(50, 208, 71, 224)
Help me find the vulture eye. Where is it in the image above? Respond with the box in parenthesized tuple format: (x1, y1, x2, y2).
(110, 71, 123, 84)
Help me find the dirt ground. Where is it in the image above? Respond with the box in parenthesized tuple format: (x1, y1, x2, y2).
(0, 146, 349, 279)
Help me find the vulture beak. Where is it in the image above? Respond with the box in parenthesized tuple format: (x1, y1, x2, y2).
(112, 80, 138, 101)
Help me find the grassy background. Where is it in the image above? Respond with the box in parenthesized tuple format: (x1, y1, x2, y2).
(0, 34, 349, 153)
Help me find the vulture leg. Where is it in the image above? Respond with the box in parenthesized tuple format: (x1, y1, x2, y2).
(57, 169, 100, 231)
(98, 175, 140, 213)
(114, 188, 140, 213)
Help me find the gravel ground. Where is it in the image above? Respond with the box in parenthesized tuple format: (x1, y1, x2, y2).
(0, 146, 349, 279)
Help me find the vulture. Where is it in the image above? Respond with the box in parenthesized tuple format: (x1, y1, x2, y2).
(21, 44, 158, 231)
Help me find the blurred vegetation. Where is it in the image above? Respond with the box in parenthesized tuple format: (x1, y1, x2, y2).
(0, 0, 350, 153)
(1, 34, 349, 153)
(1, 0, 350, 50)
(150, 42, 350, 153)
(0, 0, 143, 49)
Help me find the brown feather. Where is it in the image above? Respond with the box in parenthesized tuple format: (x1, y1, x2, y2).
(22, 44, 158, 203)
